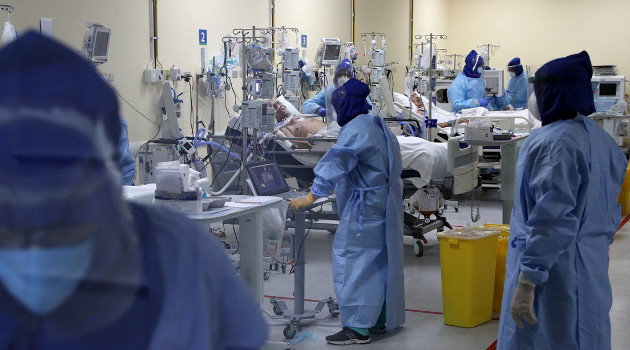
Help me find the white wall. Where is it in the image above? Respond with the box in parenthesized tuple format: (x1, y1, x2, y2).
(275, 0, 352, 65)
(354, 0, 411, 93)
(8, 0, 272, 143)
(6, 0, 630, 145)
(446, 0, 630, 82)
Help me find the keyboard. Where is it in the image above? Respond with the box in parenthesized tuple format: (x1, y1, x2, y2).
(275, 190, 309, 201)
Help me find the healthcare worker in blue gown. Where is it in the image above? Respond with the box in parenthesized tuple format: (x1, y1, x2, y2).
(290, 78, 405, 345)
(118, 118, 136, 185)
(505, 57, 528, 109)
(447, 50, 510, 113)
(497, 51, 627, 350)
(0, 32, 268, 350)
(301, 58, 371, 121)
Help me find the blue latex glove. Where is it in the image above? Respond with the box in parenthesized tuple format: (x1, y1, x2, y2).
(478, 98, 489, 107)
(316, 107, 327, 117)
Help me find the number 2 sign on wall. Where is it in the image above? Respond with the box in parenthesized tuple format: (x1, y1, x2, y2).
(199, 29, 207, 45)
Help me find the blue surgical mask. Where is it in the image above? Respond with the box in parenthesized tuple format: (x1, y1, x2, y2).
(0, 237, 95, 315)
(477, 67, 483, 73)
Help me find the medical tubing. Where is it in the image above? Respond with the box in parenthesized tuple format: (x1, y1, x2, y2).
(399, 122, 415, 137)
(209, 166, 243, 196)
(193, 129, 241, 161)
(209, 152, 255, 196)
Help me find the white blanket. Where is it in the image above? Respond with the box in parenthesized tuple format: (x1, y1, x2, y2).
(397, 136, 448, 188)
(392, 91, 542, 131)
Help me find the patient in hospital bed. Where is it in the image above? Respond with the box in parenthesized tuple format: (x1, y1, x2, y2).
(267, 97, 451, 189)
(409, 92, 469, 128)
(268, 98, 340, 150)
(268, 99, 328, 149)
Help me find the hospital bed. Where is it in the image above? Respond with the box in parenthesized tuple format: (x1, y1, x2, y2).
(207, 94, 481, 255)
(254, 114, 481, 256)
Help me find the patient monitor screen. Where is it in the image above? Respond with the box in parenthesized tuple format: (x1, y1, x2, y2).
(599, 83, 617, 97)
(93, 30, 110, 57)
(321, 43, 342, 65)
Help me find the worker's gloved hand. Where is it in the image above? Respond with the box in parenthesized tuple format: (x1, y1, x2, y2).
(510, 272, 537, 328)
(316, 107, 327, 118)
(289, 192, 317, 210)
(478, 98, 489, 107)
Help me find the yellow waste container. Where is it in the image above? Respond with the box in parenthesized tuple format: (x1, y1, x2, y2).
(437, 227, 500, 327)
(619, 163, 630, 216)
(484, 224, 510, 312)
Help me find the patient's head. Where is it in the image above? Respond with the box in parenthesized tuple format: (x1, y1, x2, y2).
(267, 99, 291, 122)
(411, 92, 424, 110)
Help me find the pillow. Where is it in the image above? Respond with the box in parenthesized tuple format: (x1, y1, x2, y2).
(276, 95, 300, 116)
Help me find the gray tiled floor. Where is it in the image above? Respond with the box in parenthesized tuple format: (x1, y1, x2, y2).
(254, 189, 630, 349)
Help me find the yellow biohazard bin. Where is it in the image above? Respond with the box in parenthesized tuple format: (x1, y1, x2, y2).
(484, 224, 510, 312)
(618, 163, 630, 216)
(437, 227, 500, 327)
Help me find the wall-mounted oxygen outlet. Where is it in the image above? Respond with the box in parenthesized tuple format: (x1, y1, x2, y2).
(144, 69, 166, 83)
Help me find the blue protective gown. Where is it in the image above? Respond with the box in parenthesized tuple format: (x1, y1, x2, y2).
(118, 118, 136, 186)
(497, 115, 627, 349)
(448, 72, 486, 112)
(0, 203, 268, 349)
(310, 114, 405, 330)
(448, 72, 510, 112)
(507, 73, 528, 109)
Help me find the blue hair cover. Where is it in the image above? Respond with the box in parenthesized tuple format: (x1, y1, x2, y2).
(0, 31, 122, 156)
(331, 78, 371, 127)
(463, 50, 484, 78)
(508, 57, 524, 76)
(534, 51, 595, 126)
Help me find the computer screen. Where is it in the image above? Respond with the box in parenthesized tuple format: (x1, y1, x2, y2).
(321, 42, 342, 66)
(246, 162, 290, 196)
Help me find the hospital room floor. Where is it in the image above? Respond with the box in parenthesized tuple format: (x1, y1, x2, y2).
(256, 188, 630, 349)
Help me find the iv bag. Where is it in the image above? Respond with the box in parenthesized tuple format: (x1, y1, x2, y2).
(420, 43, 436, 71)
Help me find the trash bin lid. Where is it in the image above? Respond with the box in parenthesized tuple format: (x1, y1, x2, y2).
(483, 223, 510, 237)
(437, 226, 501, 240)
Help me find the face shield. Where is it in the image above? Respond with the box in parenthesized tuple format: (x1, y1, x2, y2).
(526, 66, 540, 121)
(0, 33, 143, 334)
(0, 107, 138, 317)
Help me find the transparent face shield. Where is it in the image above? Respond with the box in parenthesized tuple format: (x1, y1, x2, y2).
(325, 81, 337, 124)
(0, 107, 143, 335)
(526, 66, 540, 121)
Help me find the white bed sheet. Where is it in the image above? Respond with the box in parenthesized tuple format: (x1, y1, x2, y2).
(397, 136, 448, 188)
(393, 91, 542, 131)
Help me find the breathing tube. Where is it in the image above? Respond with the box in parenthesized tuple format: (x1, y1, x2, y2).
(194, 128, 241, 161)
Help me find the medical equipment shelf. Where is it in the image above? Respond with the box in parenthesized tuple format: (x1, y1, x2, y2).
(463, 135, 528, 224)
(265, 198, 339, 339)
